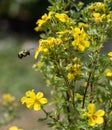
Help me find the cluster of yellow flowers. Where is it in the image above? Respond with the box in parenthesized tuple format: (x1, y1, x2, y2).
(66, 63, 82, 80)
(55, 13, 70, 22)
(35, 37, 62, 59)
(87, 2, 112, 24)
(35, 11, 73, 32)
(35, 11, 53, 31)
(34, 28, 90, 61)
(88, 2, 105, 11)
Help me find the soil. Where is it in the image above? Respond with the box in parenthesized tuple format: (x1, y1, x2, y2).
(0, 106, 51, 130)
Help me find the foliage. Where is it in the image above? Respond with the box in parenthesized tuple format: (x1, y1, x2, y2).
(22, 0, 112, 130)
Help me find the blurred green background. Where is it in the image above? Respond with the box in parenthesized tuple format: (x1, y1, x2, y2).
(0, 1, 50, 129)
(0, 37, 49, 96)
(0, 0, 51, 96)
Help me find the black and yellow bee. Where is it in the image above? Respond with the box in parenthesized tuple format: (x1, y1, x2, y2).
(18, 50, 30, 59)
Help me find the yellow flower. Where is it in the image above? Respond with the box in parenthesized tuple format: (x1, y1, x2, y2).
(2, 93, 15, 103)
(86, 103, 105, 126)
(34, 37, 62, 59)
(9, 126, 23, 130)
(88, 2, 105, 11)
(72, 35, 89, 51)
(73, 64, 82, 75)
(72, 28, 90, 51)
(108, 51, 112, 60)
(92, 12, 106, 23)
(105, 68, 112, 77)
(78, 22, 89, 28)
(107, 11, 112, 23)
(46, 37, 62, 46)
(34, 47, 40, 59)
(72, 27, 82, 36)
(34, 11, 53, 31)
(95, 2, 105, 10)
(21, 89, 48, 111)
(32, 62, 43, 69)
(75, 93, 83, 100)
(67, 63, 82, 80)
(92, 12, 101, 23)
(67, 72, 75, 80)
(66, 63, 72, 71)
(54, 38, 63, 45)
(56, 29, 70, 35)
(88, 5, 95, 10)
(55, 13, 69, 22)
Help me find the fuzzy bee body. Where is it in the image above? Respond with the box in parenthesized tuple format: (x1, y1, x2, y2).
(18, 50, 30, 59)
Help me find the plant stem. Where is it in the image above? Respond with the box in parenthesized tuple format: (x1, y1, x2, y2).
(41, 107, 68, 130)
(82, 72, 92, 108)
(66, 90, 71, 122)
(89, 83, 93, 103)
(103, 116, 107, 130)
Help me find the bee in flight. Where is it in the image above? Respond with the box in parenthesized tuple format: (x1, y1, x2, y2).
(18, 48, 35, 59)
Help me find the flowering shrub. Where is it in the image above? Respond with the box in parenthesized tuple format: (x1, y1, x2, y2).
(22, 0, 112, 129)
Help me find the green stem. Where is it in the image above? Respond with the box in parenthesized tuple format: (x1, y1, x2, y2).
(41, 107, 67, 130)
(54, 59, 72, 123)
(72, 84, 75, 110)
(82, 72, 92, 108)
(66, 90, 71, 122)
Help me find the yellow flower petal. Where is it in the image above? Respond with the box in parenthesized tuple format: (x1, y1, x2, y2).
(34, 103, 41, 111)
(34, 47, 40, 59)
(88, 103, 95, 114)
(88, 117, 96, 126)
(21, 97, 27, 104)
(108, 52, 112, 56)
(26, 89, 35, 97)
(39, 98, 48, 104)
(105, 68, 112, 77)
(95, 117, 104, 124)
(36, 92, 44, 99)
(55, 13, 69, 22)
(95, 110, 105, 117)
(26, 99, 35, 108)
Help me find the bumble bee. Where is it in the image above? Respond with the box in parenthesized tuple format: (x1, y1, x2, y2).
(18, 50, 30, 59)
(18, 47, 36, 59)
